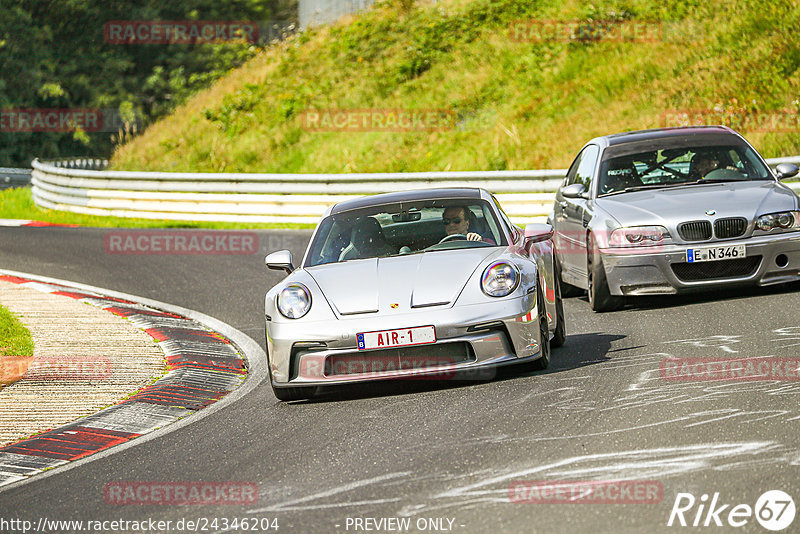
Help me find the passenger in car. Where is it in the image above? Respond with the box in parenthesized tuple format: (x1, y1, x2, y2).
(603, 160, 643, 194)
(341, 217, 398, 260)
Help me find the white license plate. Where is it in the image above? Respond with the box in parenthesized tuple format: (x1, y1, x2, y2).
(687, 245, 746, 263)
(356, 326, 436, 350)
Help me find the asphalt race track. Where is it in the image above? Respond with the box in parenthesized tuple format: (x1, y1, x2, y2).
(1, 226, 800, 533)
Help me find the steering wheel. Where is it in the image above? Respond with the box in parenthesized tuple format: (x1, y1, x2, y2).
(439, 233, 468, 243)
(704, 168, 746, 181)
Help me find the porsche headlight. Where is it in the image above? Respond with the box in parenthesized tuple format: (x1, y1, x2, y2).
(608, 226, 669, 247)
(277, 283, 311, 319)
(481, 262, 520, 297)
(756, 211, 800, 232)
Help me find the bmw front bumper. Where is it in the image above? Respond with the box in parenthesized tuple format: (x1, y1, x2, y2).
(600, 232, 800, 296)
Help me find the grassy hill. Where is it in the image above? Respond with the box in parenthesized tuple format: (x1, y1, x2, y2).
(111, 0, 800, 173)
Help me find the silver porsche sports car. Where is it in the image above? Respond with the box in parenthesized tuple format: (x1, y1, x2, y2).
(552, 126, 800, 312)
(264, 188, 565, 401)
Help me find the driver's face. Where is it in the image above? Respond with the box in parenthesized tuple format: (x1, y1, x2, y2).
(442, 207, 469, 235)
(696, 156, 719, 176)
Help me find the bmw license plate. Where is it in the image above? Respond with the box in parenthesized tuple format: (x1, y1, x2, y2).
(686, 245, 746, 263)
(357, 326, 436, 350)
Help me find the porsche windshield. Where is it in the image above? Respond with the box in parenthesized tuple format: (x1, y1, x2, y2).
(304, 199, 507, 267)
(598, 143, 772, 196)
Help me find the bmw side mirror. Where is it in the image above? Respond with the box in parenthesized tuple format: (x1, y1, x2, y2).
(265, 250, 294, 274)
(524, 223, 554, 244)
(775, 163, 799, 180)
(561, 183, 588, 199)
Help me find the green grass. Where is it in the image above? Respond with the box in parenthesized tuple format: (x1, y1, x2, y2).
(0, 303, 33, 358)
(0, 187, 314, 229)
(110, 0, 800, 173)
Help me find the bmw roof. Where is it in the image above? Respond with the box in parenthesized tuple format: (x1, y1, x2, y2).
(602, 125, 740, 146)
(585, 126, 751, 159)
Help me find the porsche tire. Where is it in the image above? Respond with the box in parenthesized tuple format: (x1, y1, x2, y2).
(550, 274, 566, 348)
(530, 287, 552, 370)
(271, 383, 315, 401)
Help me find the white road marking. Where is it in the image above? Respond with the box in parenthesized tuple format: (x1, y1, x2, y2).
(247, 471, 410, 513)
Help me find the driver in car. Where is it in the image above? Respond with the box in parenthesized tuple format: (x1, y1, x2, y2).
(690, 151, 741, 180)
(442, 206, 485, 242)
(691, 153, 720, 179)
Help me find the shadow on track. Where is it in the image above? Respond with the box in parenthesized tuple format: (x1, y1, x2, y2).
(567, 281, 800, 313)
(278, 332, 623, 404)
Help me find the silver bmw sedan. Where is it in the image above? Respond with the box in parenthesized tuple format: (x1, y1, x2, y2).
(551, 126, 800, 311)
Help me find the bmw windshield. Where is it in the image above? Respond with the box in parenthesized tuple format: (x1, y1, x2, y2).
(598, 143, 773, 196)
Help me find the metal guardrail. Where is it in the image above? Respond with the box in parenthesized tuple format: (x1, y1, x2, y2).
(299, 0, 374, 29)
(30, 157, 800, 224)
(0, 168, 33, 190)
(31, 159, 564, 224)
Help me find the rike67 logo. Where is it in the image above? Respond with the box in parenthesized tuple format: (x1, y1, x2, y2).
(668, 490, 795, 531)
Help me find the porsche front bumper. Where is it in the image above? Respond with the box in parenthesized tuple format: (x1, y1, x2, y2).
(266, 294, 542, 387)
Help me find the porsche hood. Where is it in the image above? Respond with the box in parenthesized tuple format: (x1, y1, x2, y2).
(306, 249, 498, 316)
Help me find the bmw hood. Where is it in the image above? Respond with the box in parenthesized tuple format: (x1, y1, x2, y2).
(596, 181, 798, 228)
(306, 249, 498, 316)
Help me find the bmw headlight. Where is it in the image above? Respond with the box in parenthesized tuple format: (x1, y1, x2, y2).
(756, 211, 800, 232)
(481, 262, 520, 297)
(277, 283, 312, 319)
(608, 226, 669, 247)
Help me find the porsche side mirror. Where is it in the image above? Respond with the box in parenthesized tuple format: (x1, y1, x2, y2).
(561, 183, 588, 199)
(775, 163, 799, 180)
(524, 223, 554, 244)
(265, 250, 294, 274)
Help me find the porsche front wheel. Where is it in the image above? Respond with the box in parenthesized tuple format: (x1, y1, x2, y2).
(530, 287, 551, 370)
